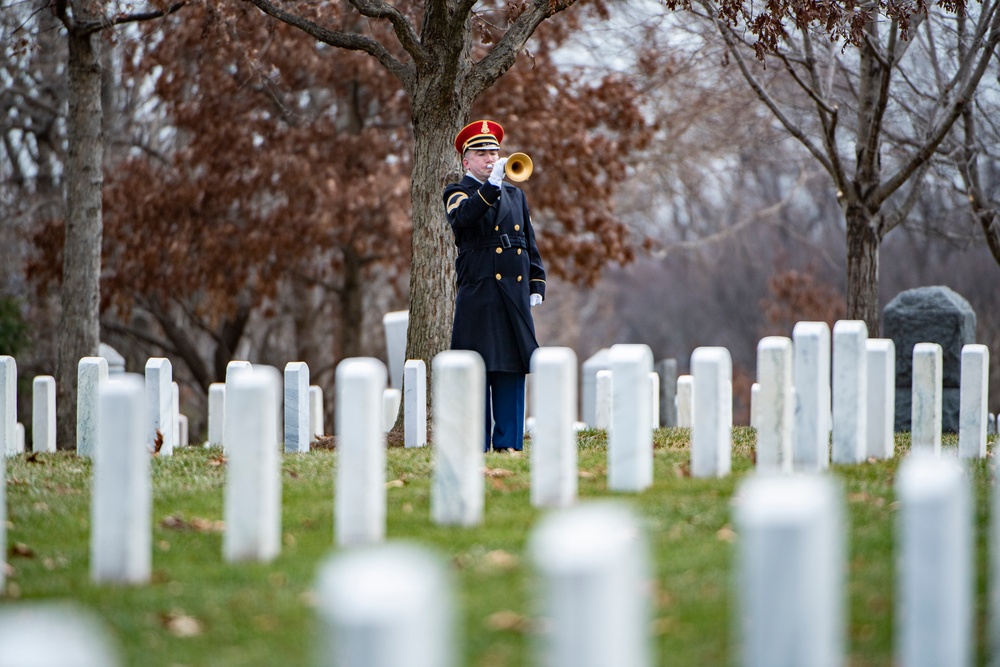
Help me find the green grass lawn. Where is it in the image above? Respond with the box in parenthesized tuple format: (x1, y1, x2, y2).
(2, 428, 994, 666)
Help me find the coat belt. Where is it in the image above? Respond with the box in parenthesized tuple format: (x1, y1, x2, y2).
(458, 235, 528, 253)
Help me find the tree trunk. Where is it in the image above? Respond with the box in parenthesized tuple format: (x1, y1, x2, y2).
(401, 110, 466, 429)
(212, 303, 251, 381)
(56, 28, 104, 450)
(339, 251, 365, 360)
(844, 205, 882, 336)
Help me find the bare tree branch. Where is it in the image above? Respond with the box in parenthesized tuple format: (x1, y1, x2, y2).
(76, 1, 187, 36)
(711, 13, 838, 181)
(241, 0, 416, 91)
(346, 0, 426, 68)
(875, 2, 1000, 201)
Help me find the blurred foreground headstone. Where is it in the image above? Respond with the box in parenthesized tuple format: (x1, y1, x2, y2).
(316, 543, 454, 667)
(734, 473, 845, 667)
(896, 454, 971, 667)
(0, 602, 122, 667)
(529, 502, 652, 667)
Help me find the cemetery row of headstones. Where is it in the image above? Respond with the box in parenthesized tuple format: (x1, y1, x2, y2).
(0, 456, 985, 667)
(0, 309, 994, 664)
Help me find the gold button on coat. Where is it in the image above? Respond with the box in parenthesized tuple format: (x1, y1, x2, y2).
(496, 247, 502, 254)
(517, 276, 522, 282)
(495, 226, 499, 231)
(517, 248, 522, 255)
(496, 273, 501, 280)
(514, 225, 520, 231)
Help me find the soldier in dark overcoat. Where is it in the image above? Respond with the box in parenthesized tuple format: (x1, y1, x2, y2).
(443, 119, 546, 452)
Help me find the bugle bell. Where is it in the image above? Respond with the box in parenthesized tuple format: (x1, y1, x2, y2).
(504, 152, 533, 182)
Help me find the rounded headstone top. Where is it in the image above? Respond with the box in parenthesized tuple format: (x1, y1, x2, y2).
(98, 343, 126, 374)
(884, 285, 975, 318)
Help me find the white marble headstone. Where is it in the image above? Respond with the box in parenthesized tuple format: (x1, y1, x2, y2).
(222, 360, 252, 453)
(0, 602, 122, 666)
(223, 370, 281, 563)
(529, 502, 652, 667)
(691, 347, 732, 478)
(958, 344, 989, 459)
(865, 339, 895, 459)
(595, 370, 612, 430)
(676, 375, 693, 428)
(911, 343, 942, 455)
(32, 375, 56, 453)
(734, 473, 844, 667)
(92, 374, 151, 584)
(896, 453, 971, 667)
(530, 347, 578, 509)
(382, 311, 409, 391)
(404, 360, 427, 448)
(1, 356, 16, 457)
(608, 344, 653, 492)
(755, 337, 793, 473)
(284, 361, 310, 453)
(335, 358, 387, 547)
(309, 384, 325, 441)
(792, 322, 831, 471)
(207, 382, 225, 447)
(431, 351, 485, 526)
(316, 543, 454, 667)
(832, 320, 867, 464)
(77, 357, 108, 458)
(144, 358, 173, 457)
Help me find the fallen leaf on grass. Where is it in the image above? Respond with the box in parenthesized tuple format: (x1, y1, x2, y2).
(485, 610, 531, 633)
(484, 467, 514, 478)
(674, 462, 691, 478)
(312, 435, 337, 450)
(25, 452, 44, 465)
(482, 550, 519, 571)
(716, 525, 737, 542)
(160, 611, 201, 638)
(160, 515, 224, 533)
(9, 543, 34, 558)
(386, 479, 405, 489)
(578, 470, 596, 479)
(652, 617, 676, 635)
(208, 455, 227, 466)
(153, 429, 164, 455)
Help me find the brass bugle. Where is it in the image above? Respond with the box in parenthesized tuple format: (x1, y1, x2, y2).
(505, 152, 533, 182)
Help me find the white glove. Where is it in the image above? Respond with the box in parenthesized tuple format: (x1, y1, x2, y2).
(488, 158, 508, 187)
(530, 293, 543, 307)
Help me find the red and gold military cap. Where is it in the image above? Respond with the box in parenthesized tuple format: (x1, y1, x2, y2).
(455, 119, 504, 154)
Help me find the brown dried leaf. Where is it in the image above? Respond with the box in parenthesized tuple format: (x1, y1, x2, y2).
(716, 525, 737, 543)
(9, 543, 34, 559)
(485, 610, 531, 633)
(161, 611, 202, 637)
(482, 550, 519, 571)
(160, 515, 224, 533)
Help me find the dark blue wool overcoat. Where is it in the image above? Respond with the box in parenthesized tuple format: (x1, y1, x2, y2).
(443, 175, 546, 373)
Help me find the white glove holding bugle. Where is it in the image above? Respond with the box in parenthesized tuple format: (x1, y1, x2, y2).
(488, 158, 508, 187)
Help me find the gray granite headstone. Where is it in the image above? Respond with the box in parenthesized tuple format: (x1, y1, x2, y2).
(884, 286, 975, 432)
